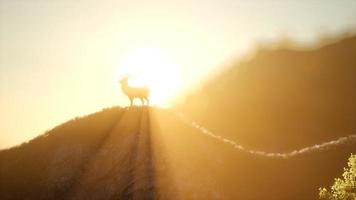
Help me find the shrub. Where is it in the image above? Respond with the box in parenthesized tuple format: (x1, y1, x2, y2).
(319, 154, 356, 200)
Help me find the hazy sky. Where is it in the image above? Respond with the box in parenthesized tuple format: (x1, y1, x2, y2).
(1, 0, 356, 149)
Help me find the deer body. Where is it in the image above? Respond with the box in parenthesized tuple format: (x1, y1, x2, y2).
(119, 77, 150, 106)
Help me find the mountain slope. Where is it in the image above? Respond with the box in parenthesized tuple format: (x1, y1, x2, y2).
(1, 107, 355, 199)
(181, 35, 356, 152)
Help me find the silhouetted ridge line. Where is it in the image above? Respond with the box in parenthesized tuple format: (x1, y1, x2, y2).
(173, 110, 356, 159)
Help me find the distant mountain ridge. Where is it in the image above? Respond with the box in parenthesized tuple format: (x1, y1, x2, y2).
(181, 35, 356, 152)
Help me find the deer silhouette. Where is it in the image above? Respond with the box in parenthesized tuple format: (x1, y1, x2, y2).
(118, 76, 150, 106)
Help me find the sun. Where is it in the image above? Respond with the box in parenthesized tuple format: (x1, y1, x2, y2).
(115, 48, 182, 107)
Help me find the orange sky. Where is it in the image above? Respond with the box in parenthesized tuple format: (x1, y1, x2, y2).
(1, 0, 356, 149)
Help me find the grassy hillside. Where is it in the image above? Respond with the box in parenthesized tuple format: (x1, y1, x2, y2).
(1, 106, 355, 199)
(0, 107, 124, 199)
(181, 35, 356, 152)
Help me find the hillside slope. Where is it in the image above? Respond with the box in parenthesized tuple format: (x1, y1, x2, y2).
(181, 35, 356, 152)
(1, 107, 355, 199)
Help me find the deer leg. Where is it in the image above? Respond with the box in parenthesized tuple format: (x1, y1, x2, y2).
(145, 97, 149, 106)
(130, 98, 133, 107)
(140, 98, 145, 106)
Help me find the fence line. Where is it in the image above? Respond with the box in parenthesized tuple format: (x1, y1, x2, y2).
(172, 110, 356, 159)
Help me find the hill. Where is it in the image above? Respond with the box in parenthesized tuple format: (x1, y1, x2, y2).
(1, 106, 355, 199)
(181, 35, 356, 152)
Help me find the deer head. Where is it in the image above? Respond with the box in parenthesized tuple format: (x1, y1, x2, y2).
(118, 75, 130, 85)
(118, 73, 141, 85)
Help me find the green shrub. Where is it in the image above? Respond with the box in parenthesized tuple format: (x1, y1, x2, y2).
(319, 154, 356, 200)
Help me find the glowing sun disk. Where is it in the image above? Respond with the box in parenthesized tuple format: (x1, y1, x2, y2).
(116, 48, 181, 106)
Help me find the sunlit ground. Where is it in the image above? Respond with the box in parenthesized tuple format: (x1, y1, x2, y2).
(115, 48, 182, 107)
